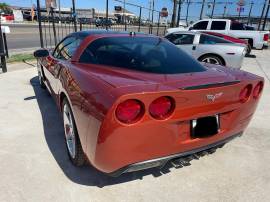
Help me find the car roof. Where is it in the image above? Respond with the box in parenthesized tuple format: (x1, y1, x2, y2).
(67, 30, 150, 38)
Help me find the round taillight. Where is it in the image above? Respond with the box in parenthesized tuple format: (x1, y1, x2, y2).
(239, 84, 252, 103)
(149, 96, 175, 120)
(253, 81, 264, 99)
(115, 99, 144, 124)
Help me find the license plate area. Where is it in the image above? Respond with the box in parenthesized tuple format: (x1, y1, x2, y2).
(191, 115, 220, 139)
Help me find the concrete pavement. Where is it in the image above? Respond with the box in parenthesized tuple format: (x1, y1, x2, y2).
(0, 50, 270, 202)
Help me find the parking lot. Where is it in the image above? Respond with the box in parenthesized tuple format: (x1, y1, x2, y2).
(0, 49, 270, 202)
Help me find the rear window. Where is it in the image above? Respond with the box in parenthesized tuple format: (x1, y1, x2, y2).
(199, 34, 231, 44)
(79, 37, 205, 74)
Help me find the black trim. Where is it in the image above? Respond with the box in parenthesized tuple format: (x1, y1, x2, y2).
(181, 80, 241, 90)
(109, 132, 243, 177)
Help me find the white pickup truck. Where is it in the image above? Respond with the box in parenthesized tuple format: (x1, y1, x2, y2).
(167, 19, 269, 50)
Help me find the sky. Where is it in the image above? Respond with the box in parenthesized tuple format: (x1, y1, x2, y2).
(2, 0, 268, 21)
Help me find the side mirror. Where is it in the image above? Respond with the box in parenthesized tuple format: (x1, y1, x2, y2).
(189, 27, 193, 31)
(34, 49, 49, 58)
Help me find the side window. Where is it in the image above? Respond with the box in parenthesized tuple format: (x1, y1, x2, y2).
(53, 37, 82, 60)
(199, 34, 231, 44)
(230, 22, 245, 30)
(168, 34, 194, 45)
(210, 21, 226, 30)
(192, 21, 208, 30)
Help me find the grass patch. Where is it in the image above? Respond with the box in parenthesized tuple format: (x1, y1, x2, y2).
(7, 53, 35, 63)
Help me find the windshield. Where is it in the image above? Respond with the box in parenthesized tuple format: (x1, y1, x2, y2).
(79, 37, 206, 74)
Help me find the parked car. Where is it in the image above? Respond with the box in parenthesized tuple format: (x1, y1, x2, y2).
(202, 31, 251, 55)
(165, 31, 246, 69)
(167, 19, 269, 50)
(95, 19, 113, 27)
(34, 30, 264, 176)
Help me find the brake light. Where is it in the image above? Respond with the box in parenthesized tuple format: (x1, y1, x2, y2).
(253, 81, 264, 99)
(264, 34, 269, 41)
(115, 99, 144, 124)
(149, 96, 175, 120)
(239, 84, 252, 103)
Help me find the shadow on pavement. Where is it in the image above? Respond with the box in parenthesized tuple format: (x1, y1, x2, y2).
(28, 76, 221, 187)
(29, 76, 189, 187)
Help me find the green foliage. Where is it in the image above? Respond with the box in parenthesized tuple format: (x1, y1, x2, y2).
(0, 3, 12, 14)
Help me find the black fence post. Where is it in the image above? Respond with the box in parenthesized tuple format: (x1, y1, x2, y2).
(247, 2, 254, 26)
(50, 7, 58, 46)
(157, 12, 161, 36)
(211, 0, 216, 19)
(0, 23, 7, 73)
(79, 21, 82, 31)
(186, 0, 191, 25)
(72, 0, 77, 32)
(200, 0, 205, 20)
(36, 0, 44, 48)
(263, 0, 270, 31)
(3, 33, 8, 58)
(258, 0, 267, 30)
(138, 7, 142, 32)
(106, 0, 109, 30)
(177, 0, 183, 26)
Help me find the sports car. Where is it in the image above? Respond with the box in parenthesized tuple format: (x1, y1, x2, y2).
(34, 30, 264, 176)
(165, 31, 246, 69)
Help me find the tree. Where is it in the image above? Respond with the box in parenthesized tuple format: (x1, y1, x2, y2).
(0, 3, 12, 14)
(171, 0, 178, 27)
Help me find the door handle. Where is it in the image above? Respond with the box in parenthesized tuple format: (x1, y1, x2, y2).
(192, 45, 196, 50)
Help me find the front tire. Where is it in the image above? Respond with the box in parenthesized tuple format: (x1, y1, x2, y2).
(62, 98, 85, 166)
(199, 55, 224, 66)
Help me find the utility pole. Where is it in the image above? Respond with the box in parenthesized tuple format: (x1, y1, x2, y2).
(200, 0, 206, 20)
(148, 0, 152, 23)
(177, 0, 183, 26)
(262, 0, 270, 30)
(247, 1, 254, 25)
(123, 0, 127, 30)
(258, 0, 267, 30)
(211, 0, 216, 19)
(186, 0, 191, 25)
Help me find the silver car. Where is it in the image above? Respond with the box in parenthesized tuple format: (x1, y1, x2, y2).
(165, 31, 246, 69)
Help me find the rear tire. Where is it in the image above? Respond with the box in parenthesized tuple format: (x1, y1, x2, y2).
(199, 55, 224, 66)
(62, 98, 85, 166)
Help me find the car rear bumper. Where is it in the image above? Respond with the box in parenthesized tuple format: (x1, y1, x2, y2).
(108, 132, 243, 177)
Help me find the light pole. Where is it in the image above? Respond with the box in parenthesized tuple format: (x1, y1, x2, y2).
(186, 0, 191, 25)
(72, 0, 77, 32)
(247, 1, 254, 25)
(106, 0, 109, 30)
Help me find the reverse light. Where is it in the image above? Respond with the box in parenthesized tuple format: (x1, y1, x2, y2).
(239, 84, 253, 103)
(253, 81, 264, 99)
(149, 96, 175, 120)
(116, 99, 144, 124)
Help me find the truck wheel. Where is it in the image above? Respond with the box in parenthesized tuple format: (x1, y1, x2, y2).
(62, 98, 86, 166)
(199, 55, 224, 66)
(246, 44, 252, 55)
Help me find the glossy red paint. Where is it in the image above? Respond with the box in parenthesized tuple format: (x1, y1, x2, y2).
(38, 32, 264, 174)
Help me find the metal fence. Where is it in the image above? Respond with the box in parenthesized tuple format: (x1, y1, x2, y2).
(36, 0, 170, 49)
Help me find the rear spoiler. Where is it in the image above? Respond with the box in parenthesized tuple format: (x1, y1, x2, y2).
(180, 80, 240, 90)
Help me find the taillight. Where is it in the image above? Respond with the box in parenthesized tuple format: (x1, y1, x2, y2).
(149, 96, 175, 120)
(253, 81, 264, 99)
(264, 34, 269, 41)
(239, 84, 252, 103)
(115, 99, 144, 124)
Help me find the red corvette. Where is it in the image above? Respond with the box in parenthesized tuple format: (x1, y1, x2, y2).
(34, 30, 264, 176)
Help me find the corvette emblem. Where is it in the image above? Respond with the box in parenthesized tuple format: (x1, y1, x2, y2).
(206, 92, 223, 102)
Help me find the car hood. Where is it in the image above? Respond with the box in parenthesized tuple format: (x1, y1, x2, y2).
(78, 63, 242, 91)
